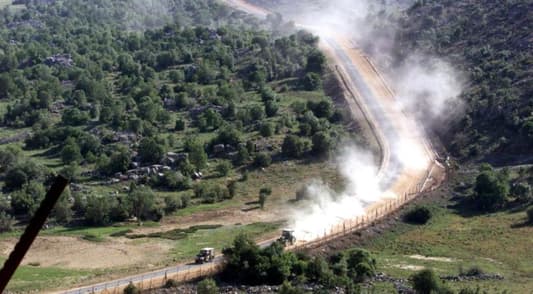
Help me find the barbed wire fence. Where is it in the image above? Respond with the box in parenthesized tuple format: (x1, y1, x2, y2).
(291, 161, 444, 251)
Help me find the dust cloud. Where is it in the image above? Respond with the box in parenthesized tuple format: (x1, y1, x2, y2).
(273, 0, 464, 240)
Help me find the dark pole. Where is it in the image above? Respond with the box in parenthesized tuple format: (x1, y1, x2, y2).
(0, 176, 68, 292)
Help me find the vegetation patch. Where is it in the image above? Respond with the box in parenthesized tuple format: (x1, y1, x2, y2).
(126, 224, 223, 240)
(404, 205, 433, 225)
(109, 229, 133, 237)
(81, 233, 105, 242)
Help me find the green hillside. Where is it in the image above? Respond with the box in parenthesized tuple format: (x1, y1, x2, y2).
(397, 0, 532, 163)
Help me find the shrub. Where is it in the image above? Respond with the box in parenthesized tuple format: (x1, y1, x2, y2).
(473, 168, 509, 211)
(216, 161, 232, 177)
(194, 183, 230, 203)
(301, 72, 322, 90)
(123, 282, 140, 294)
(259, 121, 275, 137)
(345, 249, 377, 282)
(197, 278, 218, 294)
(164, 195, 182, 214)
(164, 278, 179, 288)
(82, 233, 104, 242)
(404, 206, 432, 224)
(411, 269, 441, 294)
(253, 152, 272, 168)
(282, 135, 306, 158)
(109, 229, 133, 237)
(464, 266, 484, 277)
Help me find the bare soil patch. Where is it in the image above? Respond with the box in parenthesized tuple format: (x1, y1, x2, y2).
(0, 236, 173, 269)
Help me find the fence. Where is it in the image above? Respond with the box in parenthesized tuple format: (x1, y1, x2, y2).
(76, 262, 224, 294)
(290, 160, 445, 251)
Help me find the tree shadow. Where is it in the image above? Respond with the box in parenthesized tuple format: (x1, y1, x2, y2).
(30, 145, 62, 158)
(510, 220, 531, 229)
(241, 206, 260, 212)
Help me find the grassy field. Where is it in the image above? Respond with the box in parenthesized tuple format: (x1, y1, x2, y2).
(360, 195, 533, 292)
(2, 221, 280, 292)
(5, 262, 95, 292)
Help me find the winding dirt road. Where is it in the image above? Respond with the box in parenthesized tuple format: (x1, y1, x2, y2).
(56, 1, 444, 293)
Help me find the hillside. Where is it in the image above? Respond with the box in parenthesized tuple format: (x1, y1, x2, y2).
(0, 0, 359, 291)
(396, 0, 533, 163)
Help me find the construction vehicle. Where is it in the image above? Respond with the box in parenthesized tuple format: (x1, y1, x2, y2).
(278, 229, 296, 246)
(195, 247, 215, 264)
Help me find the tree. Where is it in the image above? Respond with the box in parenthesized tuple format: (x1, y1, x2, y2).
(197, 278, 218, 294)
(123, 282, 140, 294)
(302, 72, 321, 91)
(282, 135, 306, 158)
(309, 100, 334, 119)
(254, 152, 272, 168)
(61, 139, 82, 164)
(138, 137, 165, 165)
(260, 121, 275, 137)
(11, 182, 45, 216)
(187, 139, 208, 170)
(228, 181, 238, 199)
(473, 168, 509, 211)
(108, 148, 132, 174)
(234, 145, 250, 166)
(222, 233, 262, 283)
(52, 189, 72, 224)
(312, 131, 333, 156)
(213, 127, 242, 147)
(265, 100, 279, 117)
(84, 194, 111, 226)
(199, 108, 223, 131)
(216, 161, 232, 177)
(411, 269, 442, 294)
(127, 185, 155, 222)
(61, 108, 89, 126)
(164, 194, 183, 214)
(175, 118, 186, 131)
(306, 50, 326, 73)
(4, 160, 45, 191)
(250, 104, 265, 121)
(258, 187, 272, 209)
